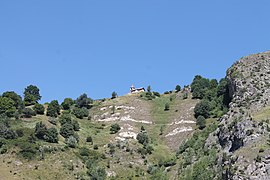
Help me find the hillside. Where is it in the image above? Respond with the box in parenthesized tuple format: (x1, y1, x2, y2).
(0, 51, 270, 180)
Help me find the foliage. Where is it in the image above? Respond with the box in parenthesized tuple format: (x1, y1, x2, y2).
(87, 166, 106, 180)
(65, 136, 77, 148)
(86, 136, 93, 144)
(33, 103, 45, 115)
(110, 123, 121, 134)
(194, 99, 211, 118)
(72, 107, 88, 119)
(111, 91, 117, 99)
(22, 108, 36, 118)
(175, 85, 181, 93)
(60, 123, 75, 138)
(46, 100, 60, 117)
(183, 92, 188, 99)
(23, 85, 41, 106)
(2, 91, 23, 110)
(76, 93, 93, 109)
(34, 122, 58, 143)
(196, 115, 206, 130)
(61, 98, 74, 110)
(164, 103, 170, 111)
(136, 132, 149, 145)
(0, 97, 16, 117)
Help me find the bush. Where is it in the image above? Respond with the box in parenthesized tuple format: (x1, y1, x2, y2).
(46, 100, 60, 117)
(175, 85, 181, 93)
(59, 114, 72, 125)
(86, 136, 93, 144)
(60, 123, 74, 138)
(33, 103, 45, 115)
(22, 108, 36, 118)
(45, 128, 58, 143)
(110, 123, 121, 134)
(61, 98, 74, 110)
(137, 132, 149, 145)
(111, 91, 117, 99)
(73, 120, 80, 131)
(65, 136, 77, 148)
(153, 92, 160, 97)
(194, 100, 211, 118)
(183, 92, 188, 99)
(79, 147, 90, 156)
(72, 107, 88, 119)
(164, 103, 170, 111)
(76, 94, 93, 109)
(0, 97, 16, 117)
(196, 115, 206, 130)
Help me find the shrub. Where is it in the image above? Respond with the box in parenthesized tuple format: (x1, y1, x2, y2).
(76, 94, 93, 109)
(86, 136, 93, 144)
(45, 128, 58, 143)
(93, 144, 98, 150)
(59, 114, 72, 125)
(65, 136, 77, 148)
(60, 123, 74, 138)
(153, 92, 160, 97)
(61, 98, 74, 110)
(196, 116, 206, 130)
(164, 103, 170, 111)
(183, 92, 188, 99)
(111, 92, 117, 99)
(48, 117, 57, 125)
(79, 147, 90, 156)
(33, 104, 45, 115)
(136, 132, 149, 145)
(110, 123, 121, 134)
(46, 100, 60, 117)
(175, 85, 181, 93)
(73, 120, 80, 131)
(22, 108, 36, 118)
(194, 100, 211, 118)
(72, 107, 88, 119)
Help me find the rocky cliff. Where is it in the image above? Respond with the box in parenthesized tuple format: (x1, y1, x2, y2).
(206, 51, 270, 179)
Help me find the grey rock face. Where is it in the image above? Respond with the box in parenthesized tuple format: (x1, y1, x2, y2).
(206, 51, 270, 179)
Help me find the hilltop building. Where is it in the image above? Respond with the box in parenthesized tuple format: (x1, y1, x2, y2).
(130, 85, 145, 93)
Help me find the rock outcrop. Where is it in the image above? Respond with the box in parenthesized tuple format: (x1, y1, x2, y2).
(206, 51, 270, 179)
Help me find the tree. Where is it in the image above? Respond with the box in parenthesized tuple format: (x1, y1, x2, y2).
(24, 85, 41, 106)
(45, 128, 58, 143)
(147, 86, 151, 93)
(72, 107, 88, 119)
(164, 103, 170, 111)
(72, 120, 80, 131)
(0, 97, 16, 117)
(2, 91, 23, 110)
(76, 94, 93, 109)
(65, 136, 77, 148)
(22, 108, 36, 118)
(196, 115, 206, 130)
(46, 100, 60, 117)
(61, 98, 74, 110)
(175, 85, 181, 93)
(110, 123, 121, 134)
(33, 104, 45, 115)
(35, 122, 48, 139)
(60, 123, 74, 138)
(136, 132, 149, 145)
(194, 100, 211, 118)
(111, 92, 117, 99)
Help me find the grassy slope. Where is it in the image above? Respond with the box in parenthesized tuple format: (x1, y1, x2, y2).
(0, 92, 198, 180)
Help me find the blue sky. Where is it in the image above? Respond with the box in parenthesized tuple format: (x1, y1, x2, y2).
(0, 1, 269, 103)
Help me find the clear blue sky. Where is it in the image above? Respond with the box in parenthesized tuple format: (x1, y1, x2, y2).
(0, 1, 269, 103)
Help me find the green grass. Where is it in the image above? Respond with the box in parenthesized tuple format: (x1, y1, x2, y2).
(252, 106, 270, 121)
